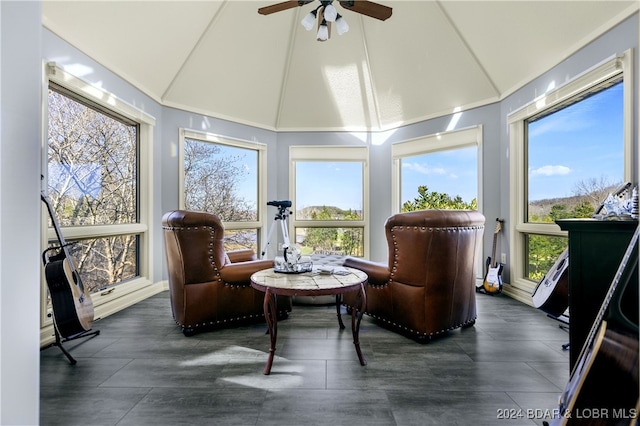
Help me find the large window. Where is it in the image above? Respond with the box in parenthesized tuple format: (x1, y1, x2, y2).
(392, 126, 482, 214)
(526, 79, 623, 280)
(44, 64, 154, 325)
(509, 51, 632, 300)
(180, 130, 266, 253)
(290, 146, 368, 258)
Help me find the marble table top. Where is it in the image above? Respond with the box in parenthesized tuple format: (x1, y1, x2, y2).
(250, 266, 367, 296)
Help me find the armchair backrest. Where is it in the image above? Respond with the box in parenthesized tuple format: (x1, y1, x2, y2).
(385, 209, 485, 288)
(162, 210, 227, 287)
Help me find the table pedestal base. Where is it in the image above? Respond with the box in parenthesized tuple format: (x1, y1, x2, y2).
(262, 283, 367, 375)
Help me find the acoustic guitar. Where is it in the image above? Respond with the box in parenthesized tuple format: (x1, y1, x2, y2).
(480, 218, 505, 294)
(548, 225, 639, 425)
(534, 183, 633, 321)
(532, 248, 569, 318)
(41, 192, 94, 337)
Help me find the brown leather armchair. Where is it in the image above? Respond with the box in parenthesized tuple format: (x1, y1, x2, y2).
(343, 209, 485, 341)
(162, 210, 291, 336)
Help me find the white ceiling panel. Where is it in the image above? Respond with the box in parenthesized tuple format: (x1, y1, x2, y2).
(440, 1, 637, 96)
(164, 1, 298, 127)
(43, 1, 224, 100)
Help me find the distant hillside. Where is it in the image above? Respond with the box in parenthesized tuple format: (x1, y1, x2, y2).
(529, 184, 619, 218)
(528, 195, 592, 218)
(296, 205, 362, 220)
(296, 184, 621, 220)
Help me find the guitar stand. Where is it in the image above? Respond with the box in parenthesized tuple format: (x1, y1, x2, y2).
(546, 313, 570, 350)
(46, 326, 100, 365)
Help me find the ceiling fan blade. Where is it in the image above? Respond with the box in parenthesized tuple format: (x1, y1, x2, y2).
(339, 1, 392, 21)
(258, 0, 314, 16)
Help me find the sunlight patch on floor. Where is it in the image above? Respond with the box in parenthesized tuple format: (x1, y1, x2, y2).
(179, 345, 269, 366)
(222, 362, 307, 389)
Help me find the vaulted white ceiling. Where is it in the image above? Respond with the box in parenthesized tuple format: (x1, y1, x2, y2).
(42, 1, 638, 132)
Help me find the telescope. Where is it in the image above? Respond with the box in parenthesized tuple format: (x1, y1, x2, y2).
(267, 200, 292, 208)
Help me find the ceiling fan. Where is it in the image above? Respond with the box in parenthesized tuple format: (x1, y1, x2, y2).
(258, 1, 392, 41)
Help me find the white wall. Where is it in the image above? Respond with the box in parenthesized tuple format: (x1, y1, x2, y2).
(1, 2, 42, 424)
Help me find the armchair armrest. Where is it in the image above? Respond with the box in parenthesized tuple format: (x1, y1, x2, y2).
(219, 259, 274, 283)
(344, 257, 390, 285)
(226, 249, 258, 263)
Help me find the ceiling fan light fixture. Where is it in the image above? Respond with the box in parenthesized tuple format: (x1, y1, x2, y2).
(335, 14, 349, 35)
(301, 8, 318, 31)
(260, 0, 392, 41)
(317, 19, 330, 41)
(323, 3, 338, 22)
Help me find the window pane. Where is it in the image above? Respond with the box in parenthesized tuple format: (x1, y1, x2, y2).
(48, 88, 138, 226)
(295, 162, 363, 220)
(295, 227, 364, 257)
(401, 146, 477, 211)
(526, 80, 624, 223)
(224, 228, 258, 253)
(526, 234, 567, 281)
(46, 234, 139, 294)
(184, 138, 258, 221)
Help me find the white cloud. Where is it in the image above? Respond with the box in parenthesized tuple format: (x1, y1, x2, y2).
(529, 165, 572, 177)
(403, 162, 446, 175)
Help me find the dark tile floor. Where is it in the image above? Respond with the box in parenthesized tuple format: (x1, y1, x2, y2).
(40, 291, 570, 426)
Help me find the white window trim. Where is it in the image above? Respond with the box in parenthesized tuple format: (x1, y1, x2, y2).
(507, 49, 633, 304)
(178, 128, 267, 235)
(289, 145, 370, 259)
(42, 63, 157, 343)
(391, 125, 484, 215)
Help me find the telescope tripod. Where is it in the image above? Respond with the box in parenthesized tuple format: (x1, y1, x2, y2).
(261, 201, 292, 261)
(261, 201, 312, 273)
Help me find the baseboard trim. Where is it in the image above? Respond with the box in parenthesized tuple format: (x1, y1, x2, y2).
(502, 284, 534, 307)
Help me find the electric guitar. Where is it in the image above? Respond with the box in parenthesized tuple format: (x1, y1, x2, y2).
(41, 192, 94, 337)
(481, 218, 505, 294)
(532, 248, 569, 318)
(548, 225, 639, 425)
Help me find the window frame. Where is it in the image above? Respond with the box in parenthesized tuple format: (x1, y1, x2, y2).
(178, 129, 267, 248)
(507, 50, 633, 302)
(42, 63, 156, 335)
(391, 126, 483, 279)
(289, 145, 370, 259)
(391, 125, 483, 215)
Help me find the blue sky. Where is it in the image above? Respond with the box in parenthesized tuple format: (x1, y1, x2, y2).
(295, 161, 363, 211)
(527, 81, 623, 201)
(401, 145, 478, 205)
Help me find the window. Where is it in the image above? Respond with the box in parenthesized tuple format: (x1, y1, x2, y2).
(44, 64, 155, 326)
(509, 51, 632, 298)
(526, 79, 623, 280)
(290, 146, 368, 258)
(392, 126, 482, 214)
(180, 129, 266, 253)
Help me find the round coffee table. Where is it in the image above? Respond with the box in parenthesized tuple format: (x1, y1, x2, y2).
(250, 266, 368, 375)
